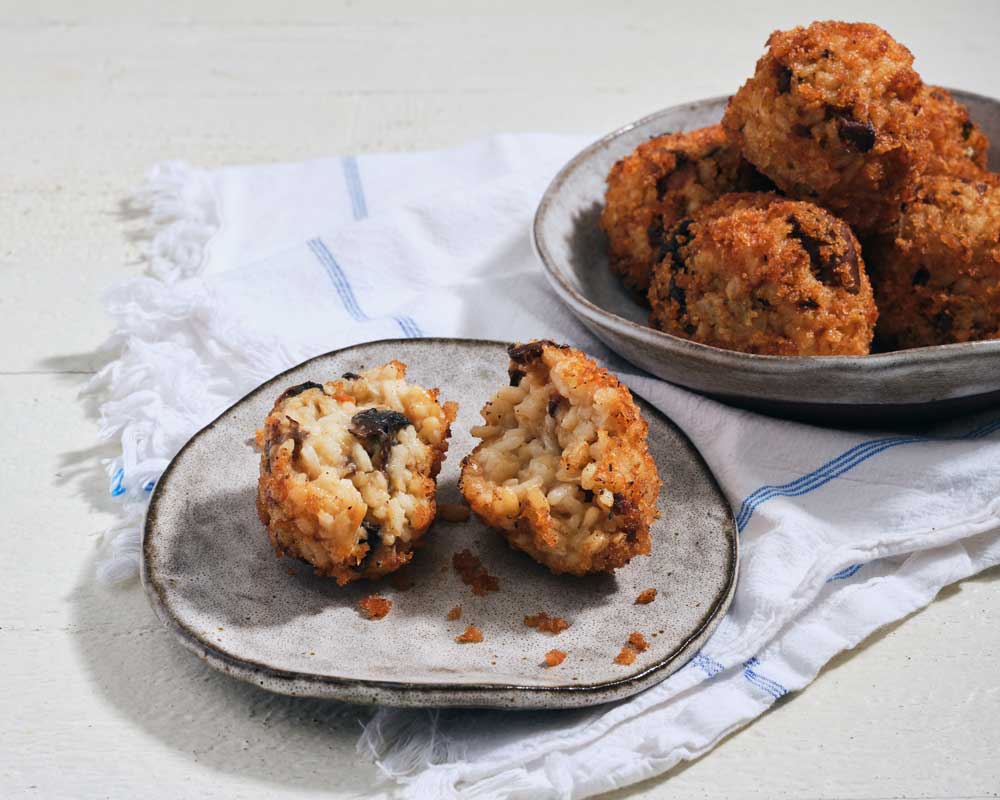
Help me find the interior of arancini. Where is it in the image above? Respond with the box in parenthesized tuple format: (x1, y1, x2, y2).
(460, 342, 657, 573)
(257, 361, 453, 576)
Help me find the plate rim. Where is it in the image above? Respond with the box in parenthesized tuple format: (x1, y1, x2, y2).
(142, 336, 740, 707)
(532, 89, 1000, 377)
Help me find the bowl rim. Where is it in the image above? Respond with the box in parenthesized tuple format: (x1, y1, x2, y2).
(533, 89, 1000, 376)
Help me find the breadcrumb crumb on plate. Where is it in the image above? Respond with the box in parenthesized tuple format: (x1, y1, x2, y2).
(358, 595, 392, 620)
(524, 613, 570, 634)
(455, 625, 484, 644)
(613, 632, 650, 665)
(635, 588, 657, 605)
(452, 549, 500, 595)
(143, 338, 737, 709)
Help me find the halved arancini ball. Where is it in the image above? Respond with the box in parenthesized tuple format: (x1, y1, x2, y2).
(647, 193, 877, 355)
(256, 361, 457, 584)
(459, 341, 660, 575)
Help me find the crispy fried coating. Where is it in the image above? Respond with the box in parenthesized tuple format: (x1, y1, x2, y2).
(868, 175, 1000, 349)
(256, 362, 456, 585)
(459, 341, 660, 575)
(915, 85, 990, 179)
(601, 125, 773, 294)
(647, 193, 877, 355)
(723, 21, 927, 234)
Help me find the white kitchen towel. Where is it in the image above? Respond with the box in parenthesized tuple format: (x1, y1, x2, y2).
(91, 134, 1000, 799)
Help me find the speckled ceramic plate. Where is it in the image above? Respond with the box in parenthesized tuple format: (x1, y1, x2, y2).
(534, 90, 1000, 426)
(142, 338, 737, 709)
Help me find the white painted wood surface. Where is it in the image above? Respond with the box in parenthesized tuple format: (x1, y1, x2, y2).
(2, 1, 998, 797)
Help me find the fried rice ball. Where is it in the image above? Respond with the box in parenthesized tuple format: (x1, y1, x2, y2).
(722, 21, 927, 234)
(868, 174, 1000, 349)
(256, 361, 457, 584)
(647, 193, 877, 355)
(459, 341, 660, 576)
(914, 85, 990, 179)
(601, 125, 774, 294)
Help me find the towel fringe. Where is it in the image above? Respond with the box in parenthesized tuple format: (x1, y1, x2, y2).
(87, 163, 292, 584)
(359, 709, 469, 780)
(128, 161, 219, 283)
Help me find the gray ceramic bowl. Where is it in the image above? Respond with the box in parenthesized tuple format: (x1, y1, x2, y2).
(143, 339, 738, 709)
(535, 90, 1000, 426)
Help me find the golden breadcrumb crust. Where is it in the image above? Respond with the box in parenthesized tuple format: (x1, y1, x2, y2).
(459, 341, 660, 575)
(601, 125, 772, 294)
(723, 21, 927, 234)
(915, 85, 990, 180)
(868, 175, 1000, 349)
(648, 193, 877, 355)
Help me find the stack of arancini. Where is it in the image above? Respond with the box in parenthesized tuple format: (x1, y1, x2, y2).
(602, 20, 999, 355)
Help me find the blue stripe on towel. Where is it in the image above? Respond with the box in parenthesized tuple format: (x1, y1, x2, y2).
(110, 467, 126, 497)
(342, 156, 368, 220)
(308, 239, 424, 338)
(827, 563, 863, 582)
(307, 238, 369, 322)
(736, 435, 912, 523)
(691, 652, 789, 699)
(394, 316, 423, 339)
(743, 657, 788, 699)
(110, 470, 156, 497)
(691, 652, 725, 678)
(735, 436, 921, 531)
(735, 415, 1000, 532)
(968, 419, 1000, 439)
